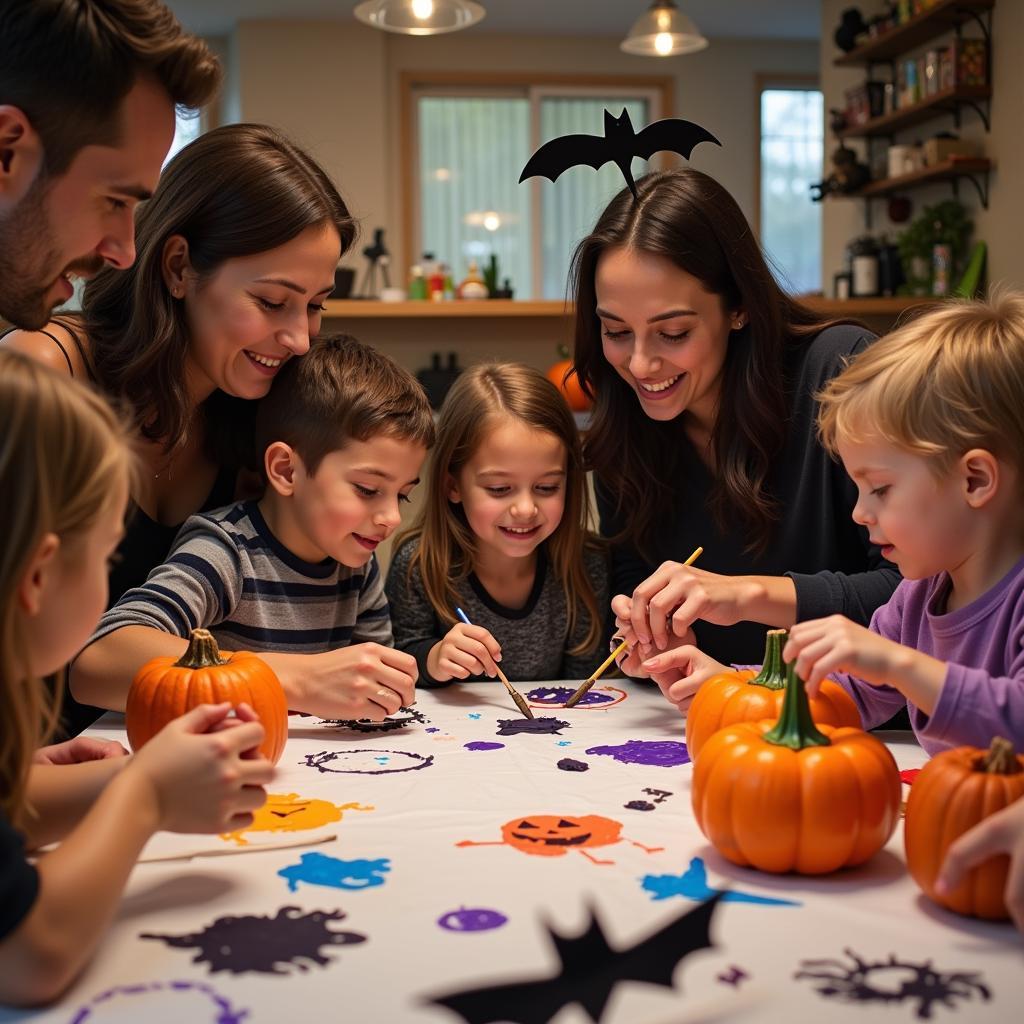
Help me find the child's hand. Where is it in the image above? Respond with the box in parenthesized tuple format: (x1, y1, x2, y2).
(639, 645, 729, 715)
(130, 702, 273, 834)
(295, 643, 418, 720)
(936, 799, 1024, 933)
(32, 737, 129, 765)
(784, 615, 904, 696)
(428, 624, 502, 681)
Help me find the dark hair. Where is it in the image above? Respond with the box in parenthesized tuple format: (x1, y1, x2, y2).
(80, 123, 356, 471)
(255, 334, 435, 477)
(0, 0, 221, 175)
(572, 167, 857, 556)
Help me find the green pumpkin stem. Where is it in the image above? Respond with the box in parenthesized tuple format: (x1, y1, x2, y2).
(977, 736, 1022, 775)
(762, 660, 831, 750)
(175, 628, 229, 670)
(750, 629, 788, 690)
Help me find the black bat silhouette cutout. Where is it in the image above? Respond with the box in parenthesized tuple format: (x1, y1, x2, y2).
(519, 108, 720, 200)
(425, 892, 723, 1024)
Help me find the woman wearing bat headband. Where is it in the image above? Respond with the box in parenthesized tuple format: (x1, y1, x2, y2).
(568, 168, 899, 713)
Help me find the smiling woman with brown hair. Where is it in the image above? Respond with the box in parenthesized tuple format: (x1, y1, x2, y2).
(570, 167, 899, 710)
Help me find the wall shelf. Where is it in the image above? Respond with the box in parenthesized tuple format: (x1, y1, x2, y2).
(852, 157, 991, 205)
(834, 0, 994, 67)
(840, 84, 991, 138)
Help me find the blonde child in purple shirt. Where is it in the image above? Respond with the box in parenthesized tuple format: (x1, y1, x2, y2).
(783, 292, 1024, 757)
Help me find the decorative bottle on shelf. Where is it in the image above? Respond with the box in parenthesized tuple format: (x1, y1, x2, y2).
(408, 264, 427, 300)
(428, 264, 445, 301)
(458, 260, 489, 300)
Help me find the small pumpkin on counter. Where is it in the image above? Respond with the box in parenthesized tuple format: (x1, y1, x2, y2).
(546, 344, 590, 412)
(692, 659, 900, 875)
(905, 736, 1024, 920)
(126, 628, 288, 764)
(686, 628, 861, 761)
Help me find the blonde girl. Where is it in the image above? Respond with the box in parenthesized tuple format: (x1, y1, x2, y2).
(385, 362, 608, 684)
(0, 351, 273, 1006)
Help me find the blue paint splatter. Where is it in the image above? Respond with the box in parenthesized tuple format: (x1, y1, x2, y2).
(464, 741, 504, 751)
(374, 755, 390, 765)
(585, 739, 690, 767)
(468, 713, 482, 720)
(642, 857, 800, 906)
(556, 740, 572, 747)
(278, 853, 391, 893)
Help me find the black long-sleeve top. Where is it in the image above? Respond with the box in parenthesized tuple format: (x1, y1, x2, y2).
(597, 324, 901, 666)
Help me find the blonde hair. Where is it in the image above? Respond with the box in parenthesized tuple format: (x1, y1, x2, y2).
(817, 290, 1024, 482)
(0, 351, 133, 827)
(396, 362, 603, 656)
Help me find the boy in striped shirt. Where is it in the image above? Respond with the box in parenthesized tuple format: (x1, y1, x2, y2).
(76, 335, 434, 722)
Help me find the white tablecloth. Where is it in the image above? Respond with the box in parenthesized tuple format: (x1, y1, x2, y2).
(5, 681, 1020, 1023)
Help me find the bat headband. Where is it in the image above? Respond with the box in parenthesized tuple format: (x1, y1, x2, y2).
(519, 108, 720, 200)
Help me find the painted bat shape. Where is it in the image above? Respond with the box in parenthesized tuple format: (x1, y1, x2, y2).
(519, 108, 720, 199)
(425, 892, 722, 1024)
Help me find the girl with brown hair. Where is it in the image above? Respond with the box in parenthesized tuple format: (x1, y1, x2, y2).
(0, 351, 272, 1006)
(2, 122, 355, 732)
(385, 362, 608, 684)
(571, 168, 898, 711)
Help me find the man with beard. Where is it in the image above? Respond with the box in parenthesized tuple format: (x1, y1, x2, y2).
(0, 0, 221, 329)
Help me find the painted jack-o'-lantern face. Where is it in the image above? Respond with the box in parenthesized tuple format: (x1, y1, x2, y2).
(458, 813, 662, 865)
(220, 792, 373, 846)
(501, 815, 622, 856)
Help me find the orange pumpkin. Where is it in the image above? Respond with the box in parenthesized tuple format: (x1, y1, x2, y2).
(126, 628, 289, 764)
(692, 660, 900, 874)
(686, 628, 861, 761)
(546, 344, 591, 412)
(905, 736, 1024, 920)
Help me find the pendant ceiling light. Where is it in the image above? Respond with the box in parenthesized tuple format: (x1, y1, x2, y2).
(354, 0, 485, 36)
(620, 1, 709, 57)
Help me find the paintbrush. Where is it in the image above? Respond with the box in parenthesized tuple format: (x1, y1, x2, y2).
(455, 607, 534, 719)
(137, 833, 338, 865)
(564, 545, 703, 708)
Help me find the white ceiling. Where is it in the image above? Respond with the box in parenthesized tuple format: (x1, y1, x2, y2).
(166, 1, 821, 41)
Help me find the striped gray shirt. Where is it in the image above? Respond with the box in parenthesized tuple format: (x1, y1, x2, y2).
(90, 501, 392, 654)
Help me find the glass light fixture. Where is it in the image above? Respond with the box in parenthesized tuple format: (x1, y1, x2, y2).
(620, 1, 709, 57)
(354, 0, 485, 36)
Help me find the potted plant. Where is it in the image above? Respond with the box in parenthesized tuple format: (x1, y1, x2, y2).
(896, 199, 972, 296)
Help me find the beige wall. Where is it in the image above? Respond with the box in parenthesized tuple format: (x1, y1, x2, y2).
(819, 0, 1024, 291)
(228, 21, 817, 373)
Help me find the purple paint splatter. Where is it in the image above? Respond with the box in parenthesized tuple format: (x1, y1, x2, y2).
(426, 727, 440, 733)
(557, 758, 589, 772)
(464, 741, 505, 751)
(527, 686, 616, 707)
(437, 907, 508, 932)
(585, 740, 690, 767)
(625, 800, 656, 811)
(69, 980, 249, 1024)
(496, 717, 570, 736)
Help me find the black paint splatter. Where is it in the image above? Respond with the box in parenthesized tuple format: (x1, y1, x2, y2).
(795, 949, 991, 1019)
(302, 748, 435, 775)
(140, 906, 366, 976)
(624, 800, 656, 811)
(496, 717, 570, 736)
(643, 788, 673, 804)
(319, 707, 428, 732)
(556, 758, 590, 772)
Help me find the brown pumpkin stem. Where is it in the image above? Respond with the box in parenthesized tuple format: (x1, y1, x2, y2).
(977, 736, 1023, 775)
(762, 660, 831, 751)
(751, 629, 788, 690)
(175, 628, 229, 669)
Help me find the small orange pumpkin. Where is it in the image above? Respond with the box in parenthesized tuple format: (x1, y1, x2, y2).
(686, 628, 861, 761)
(692, 660, 900, 874)
(905, 736, 1024, 920)
(546, 344, 591, 412)
(126, 628, 289, 764)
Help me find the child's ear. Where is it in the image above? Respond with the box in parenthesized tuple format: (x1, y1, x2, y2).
(445, 473, 462, 504)
(265, 442, 300, 497)
(160, 234, 194, 299)
(960, 448, 999, 508)
(17, 532, 60, 616)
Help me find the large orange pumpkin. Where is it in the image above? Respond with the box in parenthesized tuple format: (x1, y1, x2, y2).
(692, 660, 900, 874)
(546, 345, 591, 412)
(126, 628, 289, 764)
(905, 736, 1024, 920)
(686, 628, 861, 761)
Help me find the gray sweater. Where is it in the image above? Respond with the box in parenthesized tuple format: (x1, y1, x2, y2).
(90, 500, 392, 655)
(385, 539, 609, 685)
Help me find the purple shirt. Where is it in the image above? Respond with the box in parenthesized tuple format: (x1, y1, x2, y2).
(834, 556, 1024, 756)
